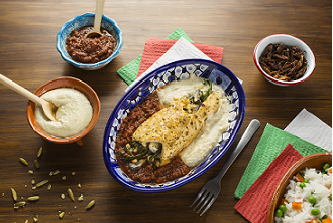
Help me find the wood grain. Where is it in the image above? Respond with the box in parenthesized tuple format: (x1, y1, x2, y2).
(0, 0, 331, 222)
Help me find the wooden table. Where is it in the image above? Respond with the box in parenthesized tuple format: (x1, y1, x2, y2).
(0, 0, 331, 222)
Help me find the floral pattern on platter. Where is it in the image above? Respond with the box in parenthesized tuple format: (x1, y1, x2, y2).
(103, 59, 245, 192)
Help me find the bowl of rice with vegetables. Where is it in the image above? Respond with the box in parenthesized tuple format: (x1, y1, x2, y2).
(267, 152, 332, 223)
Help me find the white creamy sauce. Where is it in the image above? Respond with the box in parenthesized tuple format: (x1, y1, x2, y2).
(35, 88, 93, 138)
(157, 75, 230, 167)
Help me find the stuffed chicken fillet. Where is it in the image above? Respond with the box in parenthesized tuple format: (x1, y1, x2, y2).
(132, 92, 220, 167)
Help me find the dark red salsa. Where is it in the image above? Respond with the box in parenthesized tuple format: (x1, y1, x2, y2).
(66, 26, 116, 64)
(115, 92, 192, 184)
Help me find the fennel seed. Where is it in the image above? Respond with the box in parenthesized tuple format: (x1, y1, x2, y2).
(47, 184, 52, 190)
(10, 188, 17, 201)
(19, 158, 28, 166)
(59, 211, 65, 219)
(49, 170, 60, 176)
(85, 200, 95, 210)
(14, 201, 26, 207)
(37, 147, 42, 158)
(28, 196, 39, 201)
(36, 179, 48, 188)
(33, 160, 40, 169)
(68, 188, 75, 202)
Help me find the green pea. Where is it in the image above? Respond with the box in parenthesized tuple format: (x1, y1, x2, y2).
(322, 163, 330, 170)
(311, 208, 320, 215)
(279, 205, 287, 213)
(304, 179, 309, 183)
(300, 182, 306, 188)
(275, 209, 283, 217)
(330, 195, 332, 201)
(309, 196, 316, 204)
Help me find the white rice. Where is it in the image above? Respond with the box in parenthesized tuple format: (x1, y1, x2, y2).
(274, 166, 332, 223)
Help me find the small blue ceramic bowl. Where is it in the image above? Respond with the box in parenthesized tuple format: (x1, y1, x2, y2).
(57, 13, 123, 70)
(103, 59, 245, 193)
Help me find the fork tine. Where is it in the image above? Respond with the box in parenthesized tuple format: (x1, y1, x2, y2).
(192, 190, 209, 211)
(190, 187, 206, 208)
(196, 192, 213, 214)
(199, 194, 217, 216)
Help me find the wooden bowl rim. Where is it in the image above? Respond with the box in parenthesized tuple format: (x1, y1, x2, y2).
(267, 152, 332, 223)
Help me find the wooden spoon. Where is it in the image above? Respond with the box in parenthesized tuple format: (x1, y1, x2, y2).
(0, 74, 57, 121)
(85, 0, 106, 38)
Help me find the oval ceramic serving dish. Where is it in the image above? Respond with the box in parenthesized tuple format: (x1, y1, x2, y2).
(103, 59, 245, 192)
(267, 152, 332, 223)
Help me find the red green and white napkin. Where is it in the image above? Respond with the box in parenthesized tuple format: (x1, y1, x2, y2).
(234, 144, 303, 223)
(117, 28, 224, 86)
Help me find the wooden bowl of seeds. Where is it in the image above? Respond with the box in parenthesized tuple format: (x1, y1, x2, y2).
(27, 76, 100, 146)
(253, 34, 316, 86)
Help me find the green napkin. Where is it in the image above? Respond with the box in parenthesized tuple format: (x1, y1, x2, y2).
(117, 28, 193, 85)
(234, 123, 327, 199)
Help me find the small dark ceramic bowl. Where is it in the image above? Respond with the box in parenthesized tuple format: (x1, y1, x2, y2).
(27, 76, 100, 146)
(267, 152, 332, 223)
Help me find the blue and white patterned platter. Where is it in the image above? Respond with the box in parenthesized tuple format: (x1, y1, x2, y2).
(103, 59, 245, 192)
(56, 13, 123, 70)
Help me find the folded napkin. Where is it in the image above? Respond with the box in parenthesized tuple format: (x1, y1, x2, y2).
(285, 108, 332, 152)
(117, 28, 193, 85)
(234, 144, 303, 223)
(136, 38, 224, 78)
(234, 123, 327, 200)
(126, 37, 223, 91)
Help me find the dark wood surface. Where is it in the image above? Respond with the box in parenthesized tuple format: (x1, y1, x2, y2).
(0, 0, 331, 222)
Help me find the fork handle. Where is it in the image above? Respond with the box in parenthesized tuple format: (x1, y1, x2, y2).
(215, 119, 260, 181)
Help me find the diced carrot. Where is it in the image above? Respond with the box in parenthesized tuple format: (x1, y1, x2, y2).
(295, 173, 305, 182)
(329, 168, 332, 173)
(292, 200, 302, 210)
(322, 217, 332, 223)
(306, 220, 319, 223)
(279, 198, 288, 206)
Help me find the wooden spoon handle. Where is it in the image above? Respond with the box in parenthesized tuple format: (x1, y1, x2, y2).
(93, 0, 105, 32)
(0, 74, 42, 105)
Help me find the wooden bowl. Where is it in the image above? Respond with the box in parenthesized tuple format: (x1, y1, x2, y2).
(267, 152, 332, 223)
(27, 76, 100, 146)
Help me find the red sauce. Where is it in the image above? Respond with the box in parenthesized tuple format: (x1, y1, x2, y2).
(115, 92, 192, 184)
(66, 26, 116, 64)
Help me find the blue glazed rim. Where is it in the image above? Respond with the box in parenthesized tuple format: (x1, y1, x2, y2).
(103, 59, 245, 192)
(56, 13, 123, 69)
